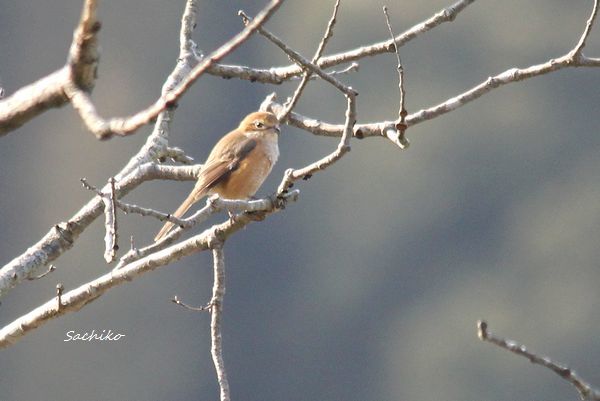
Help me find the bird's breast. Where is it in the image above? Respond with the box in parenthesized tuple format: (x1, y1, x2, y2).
(262, 134, 279, 165)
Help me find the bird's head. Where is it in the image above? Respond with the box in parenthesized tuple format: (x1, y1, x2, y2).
(240, 111, 280, 134)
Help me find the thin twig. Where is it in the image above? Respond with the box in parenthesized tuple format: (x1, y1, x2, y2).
(277, 94, 356, 195)
(382, 6, 409, 149)
(86, 164, 296, 267)
(278, 0, 342, 121)
(478, 320, 600, 401)
(240, 10, 356, 97)
(326, 62, 359, 76)
(209, 244, 230, 401)
(118, 201, 190, 226)
(284, 62, 359, 81)
(204, 0, 477, 83)
(265, 0, 600, 144)
(264, 0, 600, 146)
(383, 6, 405, 123)
(312, 0, 341, 61)
(281, 0, 475, 73)
(171, 295, 211, 312)
(25, 265, 56, 281)
(129, 235, 136, 252)
(80, 175, 192, 228)
(114, 191, 299, 270)
(162, 146, 195, 164)
(571, 0, 598, 57)
(0, 0, 483, 134)
(240, 4, 359, 194)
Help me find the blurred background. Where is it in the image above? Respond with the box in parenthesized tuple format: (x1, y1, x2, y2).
(1, 0, 600, 400)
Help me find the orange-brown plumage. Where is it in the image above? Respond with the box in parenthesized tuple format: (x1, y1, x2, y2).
(154, 111, 280, 241)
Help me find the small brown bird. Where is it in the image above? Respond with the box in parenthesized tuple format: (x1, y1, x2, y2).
(154, 111, 280, 241)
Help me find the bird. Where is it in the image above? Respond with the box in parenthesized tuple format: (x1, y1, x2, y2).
(154, 111, 280, 241)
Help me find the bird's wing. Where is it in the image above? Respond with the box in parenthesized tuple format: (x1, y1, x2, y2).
(154, 135, 257, 241)
(192, 136, 257, 201)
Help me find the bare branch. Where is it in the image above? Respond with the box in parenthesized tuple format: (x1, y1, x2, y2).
(102, 177, 118, 263)
(206, 0, 477, 83)
(0, 0, 100, 135)
(56, 283, 64, 311)
(278, 94, 356, 194)
(114, 191, 299, 270)
(0, 0, 100, 136)
(68, 0, 284, 139)
(0, 69, 69, 134)
(67, 0, 100, 90)
(312, 0, 341, 62)
(0, 0, 284, 139)
(0, 192, 296, 348)
(406, 0, 600, 125)
(117, 199, 190, 227)
(571, 0, 599, 57)
(264, 0, 599, 147)
(408, 61, 597, 126)
(172, 295, 211, 312)
(80, 167, 200, 228)
(478, 320, 600, 401)
(326, 62, 360, 77)
(25, 265, 56, 281)
(0, 162, 200, 297)
(382, 5, 409, 149)
(383, 6, 405, 122)
(179, 0, 200, 59)
(0, 0, 211, 296)
(205, 61, 356, 83)
(0, 234, 208, 348)
(1, 0, 598, 378)
(209, 244, 230, 401)
(162, 147, 195, 164)
(267, 102, 384, 140)
(240, 10, 356, 97)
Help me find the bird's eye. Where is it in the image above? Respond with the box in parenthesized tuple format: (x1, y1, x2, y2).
(254, 120, 265, 129)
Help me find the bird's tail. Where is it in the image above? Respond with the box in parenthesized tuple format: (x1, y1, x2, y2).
(154, 187, 206, 241)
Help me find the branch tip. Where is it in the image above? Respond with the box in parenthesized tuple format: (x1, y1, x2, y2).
(172, 295, 212, 312)
(477, 319, 488, 340)
(26, 265, 57, 281)
(56, 283, 64, 310)
(478, 320, 600, 400)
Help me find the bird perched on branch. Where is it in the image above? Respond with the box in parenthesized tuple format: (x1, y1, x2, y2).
(154, 111, 280, 241)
